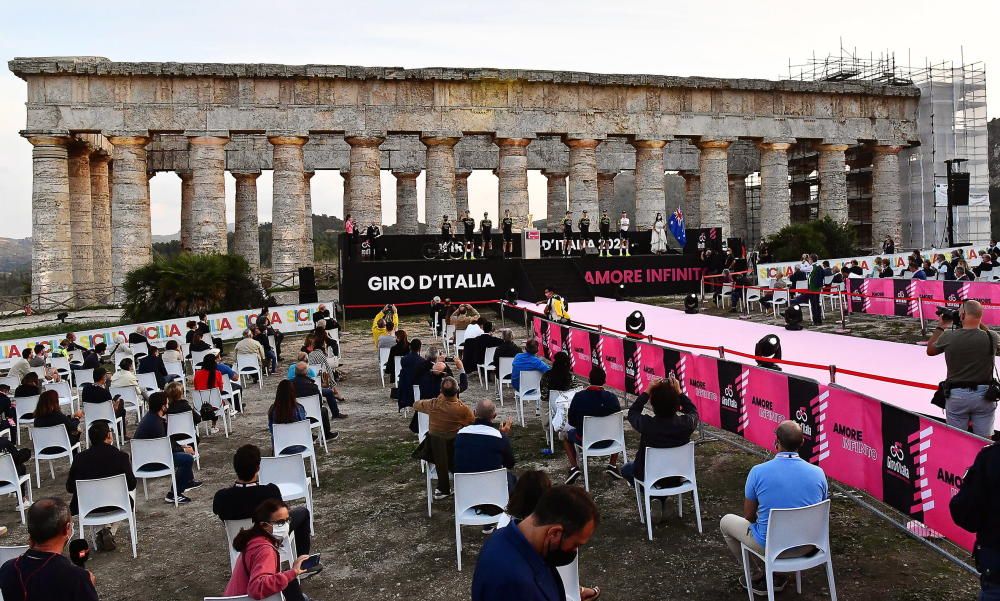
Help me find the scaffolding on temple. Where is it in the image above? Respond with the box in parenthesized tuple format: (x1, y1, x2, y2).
(785, 45, 989, 249)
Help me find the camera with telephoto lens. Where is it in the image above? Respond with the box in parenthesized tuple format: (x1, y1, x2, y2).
(935, 306, 961, 325)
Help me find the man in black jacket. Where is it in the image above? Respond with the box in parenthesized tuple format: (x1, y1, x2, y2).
(66, 422, 136, 515)
(564, 367, 623, 485)
(213, 444, 311, 556)
(621, 374, 698, 488)
(951, 442, 1000, 599)
(133, 393, 199, 504)
(312, 304, 338, 330)
(397, 339, 429, 410)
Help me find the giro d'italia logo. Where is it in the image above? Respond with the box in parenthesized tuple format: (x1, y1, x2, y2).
(889, 442, 905, 461)
(795, 407, 809, 423)
(721, 384, 737, 410)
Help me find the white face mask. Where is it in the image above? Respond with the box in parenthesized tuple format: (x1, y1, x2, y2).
(270, 522, 289, 543)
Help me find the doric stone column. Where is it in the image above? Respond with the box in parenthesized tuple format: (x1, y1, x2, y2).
(632, 138, 668, 228)
(107, 133, 152, 300)
(24, 132, 73, 308)
(455, 170, 472, 216)
(421, 132, 462, 224)
(597, 171, 617, 213)
(757, 140, 795, 238)
(495, 136, 532, 219)
(680, 172, 701, 229)
(393, 170, 420, 234)
(697, 139, 733, 235)
(817, 142, 850, 224)
(872, 144, 905, 246)
(564, 136, 601, 219)
(232, 170, 261, 274)
(187, 134, 230, 254)
(728, 175, 748, 242)
(542, 170, 568, 229)
(89, 151, 112, 296)
(345, 132, 386, 227)
(176, 170, 194, 250)
(303, 171, 315, 265)
(68, 141, 95, 305)
(268, 133, 309, 278)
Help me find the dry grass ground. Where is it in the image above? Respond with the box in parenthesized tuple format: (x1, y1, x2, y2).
(4, 304, 979, 601)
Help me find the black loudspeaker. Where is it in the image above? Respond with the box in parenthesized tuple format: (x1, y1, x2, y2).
(951, 172, 970, 206)
(298, 267, 318, 303)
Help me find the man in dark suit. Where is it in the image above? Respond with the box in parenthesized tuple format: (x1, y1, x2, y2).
(312, 304, 339, 330)
(397, 338, 430, 410)
(65, 422, 136, 515)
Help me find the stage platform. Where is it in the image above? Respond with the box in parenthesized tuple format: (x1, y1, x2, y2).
(515, 298, 954, 416)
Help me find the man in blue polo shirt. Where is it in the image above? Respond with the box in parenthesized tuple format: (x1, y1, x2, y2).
(563, 366, 623, 485)
(472, 486, 600, 601)
(720, 420, 828, 595)
(511, 339, 549, 416)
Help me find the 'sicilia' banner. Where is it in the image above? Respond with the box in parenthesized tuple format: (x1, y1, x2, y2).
(0, 303, 324, 360)
(846, 278, 1000, 326)
(530, 315, 988, 551)
(757, 246, 974, 282)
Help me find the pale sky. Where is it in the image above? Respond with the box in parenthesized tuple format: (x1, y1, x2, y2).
(1, 0, 996, 238)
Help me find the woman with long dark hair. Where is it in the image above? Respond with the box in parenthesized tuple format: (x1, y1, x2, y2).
(385, 329, 410, 384)
(267, 380, 306, 434)
(33, 389, 83, 447)
(540, 351, 574, 405)
(193, 352, 225, 434)
(224, 498, 309, 601)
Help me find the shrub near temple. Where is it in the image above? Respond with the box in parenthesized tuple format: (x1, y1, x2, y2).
(766, 217, 862, 262)
(122, 253, 266, 321)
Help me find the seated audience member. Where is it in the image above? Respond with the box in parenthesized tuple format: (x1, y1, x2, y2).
(252, 326, 278, 374)
(621, 374, 698, 488)
(377, 321, 397, 351)
(313, 325, 340, 359)
(0, 393, 31, 485)
(719, 420, 828, 595)
(184, 320, 198, 344)
(303, 335, 337, 377)
(414, 376, 475, 498)
(504, 470, 552, 522)
(111, 357, 149, 401)
(164, 381, 201, 445)
(462, 320, 501, 373)
(267, 380, 308, 449)
(312, 303, 339, 330)
(976, 252, 996, 278)
(454, 399, 516, 492)
(213, 444, 311, 557)
(397, 338, 428, 409)
(878, 259, 896, 278)
(492, 329, 522, 370)
(33, 390, 82, 448)
(463, 317, 485, 341)
(511, 340, 550, 408)
(0, 384, 14, 438)
(162, 340, 185, 364)
(235, 329, 268, 379)
(223, 498, 309, 601)
(188, 331, 213, 357)
(828, 265, 843, 284)
(564, 366, 623, 485)
(7, 349, 32, 385)
(28, 344, 47, 368)
(73, 343, 105, 372)
(471, 486, 601, 601)
(923, 259, 938, 278)
(959, 259, 977, 281)
(787, 265, 806, 287)
(385, 329, 410, 384)
(907, 259, 927, 280)
(14, 371, 42, 400)
(137, 345, 169, 390)
(449, 304, 481, 333)
(66, 422, 136, 515)
(194, 353, 242, 412)
(541, 351, 574, 405)
(82, 367, 128, 435)
(291, 361, 343, 438)
(417, 357, 469, 401)
(286, 352, 315, 381)
(108, 335, 132, 358)
(197, 312, 225, 354)
(133, 392, 200, 505)
(955, 266, 972, 282)
(64, 332, 87, 354)
(127, 326, 147, 346)
(0, 497, 99, 601)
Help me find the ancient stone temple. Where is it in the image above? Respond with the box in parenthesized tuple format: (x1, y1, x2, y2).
(9, 56, 919, 307)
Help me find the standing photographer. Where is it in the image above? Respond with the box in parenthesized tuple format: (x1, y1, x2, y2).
(926, 300, 1000, 437)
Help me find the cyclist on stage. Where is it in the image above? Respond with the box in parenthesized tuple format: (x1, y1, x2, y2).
(480, 212, 493, 258)
(599, 209, 612, 257)
(440, 214, 454, 260)
(461, 210, 477, 260)
(578, 210, 591, 256)
(561, 211, 574, 257)
(501, 210, 514, 258)
(618, 210, 631, 256)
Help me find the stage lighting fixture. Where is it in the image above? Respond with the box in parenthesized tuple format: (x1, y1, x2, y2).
(504, 287, 518, 304)
(754, 334, 782, 371)
(783, 304, 803, 331)
(625, 310, 646, 335)
(614, 284, 626, 301)
(683, 293, 699, 314)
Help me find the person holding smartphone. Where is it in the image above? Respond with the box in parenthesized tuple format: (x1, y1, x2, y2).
(224, 499, 312, 601)
(620, 374, 699, 488)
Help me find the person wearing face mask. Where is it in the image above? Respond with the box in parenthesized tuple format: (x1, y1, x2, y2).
(223, 498, 311, 601)
(0, 497, 98, 601)
(472, 485, 601, 601)
(719, 420, 828, 596)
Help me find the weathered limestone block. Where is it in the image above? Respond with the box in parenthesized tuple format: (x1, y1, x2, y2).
(543, 170, 568, 229)
(89, 151, 112, 294)
(393, 170, 420, 234)
(632, 139, 667, 228)
(107, 134, 152, 300)
(188, 135, 230, 254)
(68, 141, 94, 305)
(232, 170, 261, 274)
(817, 143, 850, 224)
(268, 133, 308, 277)
(872, 145, 904, 246)
(697, 139, 733, 235)
(758, 140, 794, 238)
(422, 133, 461, 223)
(25, 132, 74, 308)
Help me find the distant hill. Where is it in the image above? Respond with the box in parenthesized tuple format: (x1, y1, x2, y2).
(0, 238, 31, 272)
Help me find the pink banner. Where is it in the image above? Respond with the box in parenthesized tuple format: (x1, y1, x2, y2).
(847, 278, 1000, 325)
(684, 353, 723, 429)
(600, 334, 626, 391)
(741, 366, 792, 449)
(814, 386, 884, 499)
(567, 329, 593, 380)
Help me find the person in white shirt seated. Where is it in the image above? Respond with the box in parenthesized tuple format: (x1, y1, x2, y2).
(463, 317, 485, 341)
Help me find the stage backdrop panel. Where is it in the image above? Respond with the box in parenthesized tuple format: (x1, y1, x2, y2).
(846, 278, 1000, 325)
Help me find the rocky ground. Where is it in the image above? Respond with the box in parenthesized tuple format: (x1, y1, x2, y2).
(0, 301, 980, 601)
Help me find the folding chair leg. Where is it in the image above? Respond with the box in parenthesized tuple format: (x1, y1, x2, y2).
(582, 453, 590, 491)
(34, 459, 40, 489)
(426, 471, 433, 517)
(141, 479, 148, 500)
(129, 516, 138, 558)
(455, 521, 463, 571)
(825, 560, 837, 601)
(692, 488, 703, 534)
(678, 493, 683, 518)
(645, 493, 654, 541)
(764, 569, 776, 601)
(16, 489, 25, 525)
(310, 456, 320, 488)
(634, 482, 644, 524)
(740, 547, 756, 601)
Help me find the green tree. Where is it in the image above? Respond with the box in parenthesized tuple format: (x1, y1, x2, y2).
(767, 217, 862, 261)
(121, 253, 266, 322)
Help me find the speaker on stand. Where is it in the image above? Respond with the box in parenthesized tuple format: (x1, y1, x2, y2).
(298, 267, 318, 304)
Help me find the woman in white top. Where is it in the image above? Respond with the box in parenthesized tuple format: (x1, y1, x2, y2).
(110, 357, 149, 400)
(650, 212, 668, 254)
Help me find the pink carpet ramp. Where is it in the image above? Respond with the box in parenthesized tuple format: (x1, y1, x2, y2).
(515, 300, 991, 551)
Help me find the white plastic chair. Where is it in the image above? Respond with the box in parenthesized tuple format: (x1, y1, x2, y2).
(193, 388, 230, 437)
(13, 395, 40, 446)
(30, 425, 80, 488)
(741, 499, 837, 601)
(0, 545, 28, 565)
(163, 361, 187, 388)
(49, 356, 72, 382)
(496, 357, 514, 405)
(259, 454, 315, 535)
(83, 400, 124, 448)
(417, 412, 438, 516)
(223, 518, 252, 571)
(235, 354, 263, 390)
(298, 394, 329, 454)
(272, 420, 320, 487)
(574, 412, 628, 491)
(43, 379, 77, 413)
(68, 349, 85, 365)
(131, 436, 179, 507)
(633, 443, 703, 539)
(394, 357, 403, 385)
(378, 348, 391, 388)
(167, 411, 201, 470)
(0, 376, 19, 391)
(770, 290, 790, 318)
(137, 371, 161, 395)
(455, 329, 467, 354)
(719, 283, 735, 308)
(110, 385, 142, 423)
(191, 349, 214, 370)
(558, 555, 582, 601)
(221, 376, 243, 415)
(443, 324, 456, 356)
(453, 468, 510, 571)
(0, 453, 32, 524)
(478, 347, 497, 388)
(130, 340, 150, 360)
(546, 389, 580, 452)
(744, 288, 763, 313)
(28, 366, 47, 380)
(514, 369, 544, 426)
(77, 473, 137, 558)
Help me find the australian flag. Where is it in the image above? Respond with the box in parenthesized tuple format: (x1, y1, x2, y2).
(668, 208, 686, 246)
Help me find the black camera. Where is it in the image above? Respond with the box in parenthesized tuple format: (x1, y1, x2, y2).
(935, 306, 961, 324)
